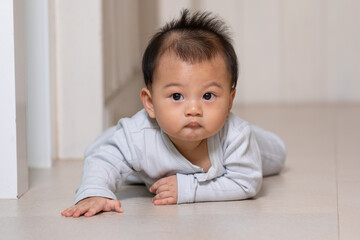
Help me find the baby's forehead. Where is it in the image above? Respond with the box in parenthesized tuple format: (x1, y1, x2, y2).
(153, 51, 232, 87)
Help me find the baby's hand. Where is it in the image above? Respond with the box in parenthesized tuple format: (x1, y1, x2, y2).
(61, 197, 123, 218)
(149, 175, 178, 205)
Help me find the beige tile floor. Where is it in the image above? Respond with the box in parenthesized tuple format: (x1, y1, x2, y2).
(1, 104, 359, 240)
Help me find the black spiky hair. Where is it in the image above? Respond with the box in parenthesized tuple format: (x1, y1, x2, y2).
(142, 9, 238, 89)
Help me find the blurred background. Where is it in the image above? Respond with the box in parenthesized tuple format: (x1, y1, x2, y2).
(51, 0, 360, 160)
(1, 0, 360, 197)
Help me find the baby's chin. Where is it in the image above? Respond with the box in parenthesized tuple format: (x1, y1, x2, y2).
(169, 133, 212, 143)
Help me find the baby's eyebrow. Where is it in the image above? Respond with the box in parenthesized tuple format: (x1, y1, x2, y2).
(204, 82, 223, 89)
(163, 83, 183, 89)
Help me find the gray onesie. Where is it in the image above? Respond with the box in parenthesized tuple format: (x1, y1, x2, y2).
(75, 109, 286, 204)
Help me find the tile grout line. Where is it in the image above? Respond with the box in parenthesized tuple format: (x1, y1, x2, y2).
(334, 106, 340, 240)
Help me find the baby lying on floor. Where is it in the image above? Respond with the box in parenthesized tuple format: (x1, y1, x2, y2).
(62, 9, 286, 218)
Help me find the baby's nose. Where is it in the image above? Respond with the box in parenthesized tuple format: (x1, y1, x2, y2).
(185, 101, 202, 117)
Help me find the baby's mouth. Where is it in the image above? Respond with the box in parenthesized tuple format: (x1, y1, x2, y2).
(186, 122, 201, 128)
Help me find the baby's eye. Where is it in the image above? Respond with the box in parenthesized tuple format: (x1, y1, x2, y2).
(172, 93, 184, 101)
(203, 92, 215, 100)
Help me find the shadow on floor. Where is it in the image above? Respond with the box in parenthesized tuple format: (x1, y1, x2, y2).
(115, 184, 154, 200)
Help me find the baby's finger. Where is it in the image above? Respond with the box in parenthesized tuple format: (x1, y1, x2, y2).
(84, 207, 100, 217)
(152, 191, 172, 202)
(85, 202, 108, 217)
(105, 200, 123, 213)
(73, 208, 88, 218)
(61, 206, 77, 217)
(150, 178, 168, 192)
(72, 203, 97, 218)
(155, 184, 169, 194)
(153, 197, 176, 205)
(111, 200, 124, 213)
(114, 205, 123, 213)
(149, 181, 160, 192)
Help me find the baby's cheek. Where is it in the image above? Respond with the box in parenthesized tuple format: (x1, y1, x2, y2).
(207, 112, 227, 132)
(157, 117, 178, 135)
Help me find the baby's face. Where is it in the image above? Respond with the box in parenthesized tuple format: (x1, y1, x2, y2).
(144, 51, 235, 144)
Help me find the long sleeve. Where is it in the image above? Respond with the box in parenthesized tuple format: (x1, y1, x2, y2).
(176, 124, 263, 204)
(74, 127, 135, 204)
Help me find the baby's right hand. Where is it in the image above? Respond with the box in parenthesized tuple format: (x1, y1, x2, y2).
(61, 197, 123, 218)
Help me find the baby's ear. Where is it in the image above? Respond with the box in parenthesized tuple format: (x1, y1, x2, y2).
(228, 88, 236, 115)
(140, 88, 156, 118)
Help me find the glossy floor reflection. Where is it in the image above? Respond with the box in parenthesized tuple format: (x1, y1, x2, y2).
(1, 104, 359, 240)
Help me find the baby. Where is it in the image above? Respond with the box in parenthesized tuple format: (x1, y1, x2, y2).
(62, 9, 286, 218)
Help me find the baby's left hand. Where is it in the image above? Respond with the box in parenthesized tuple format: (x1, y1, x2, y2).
(149, 175, 178, 205)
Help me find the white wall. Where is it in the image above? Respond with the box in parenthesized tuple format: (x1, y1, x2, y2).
(102, 0, 143, 127)
(25, 0, 53, 168)
(152, 0, 360, 104)
(103, 0, 141, 100)
(0, 0, 28, 198)
(51, 0, 360, 160)
(206, 0, 360, 104)
(53, 0, 103, 159)
(327, 0, 360, 102)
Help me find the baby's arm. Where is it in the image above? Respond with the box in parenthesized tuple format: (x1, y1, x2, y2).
(62, 128, 135, 217)
(148, 125, 262, 205)
(177, 125, 263, 204)
(61, 197, 123, 218)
